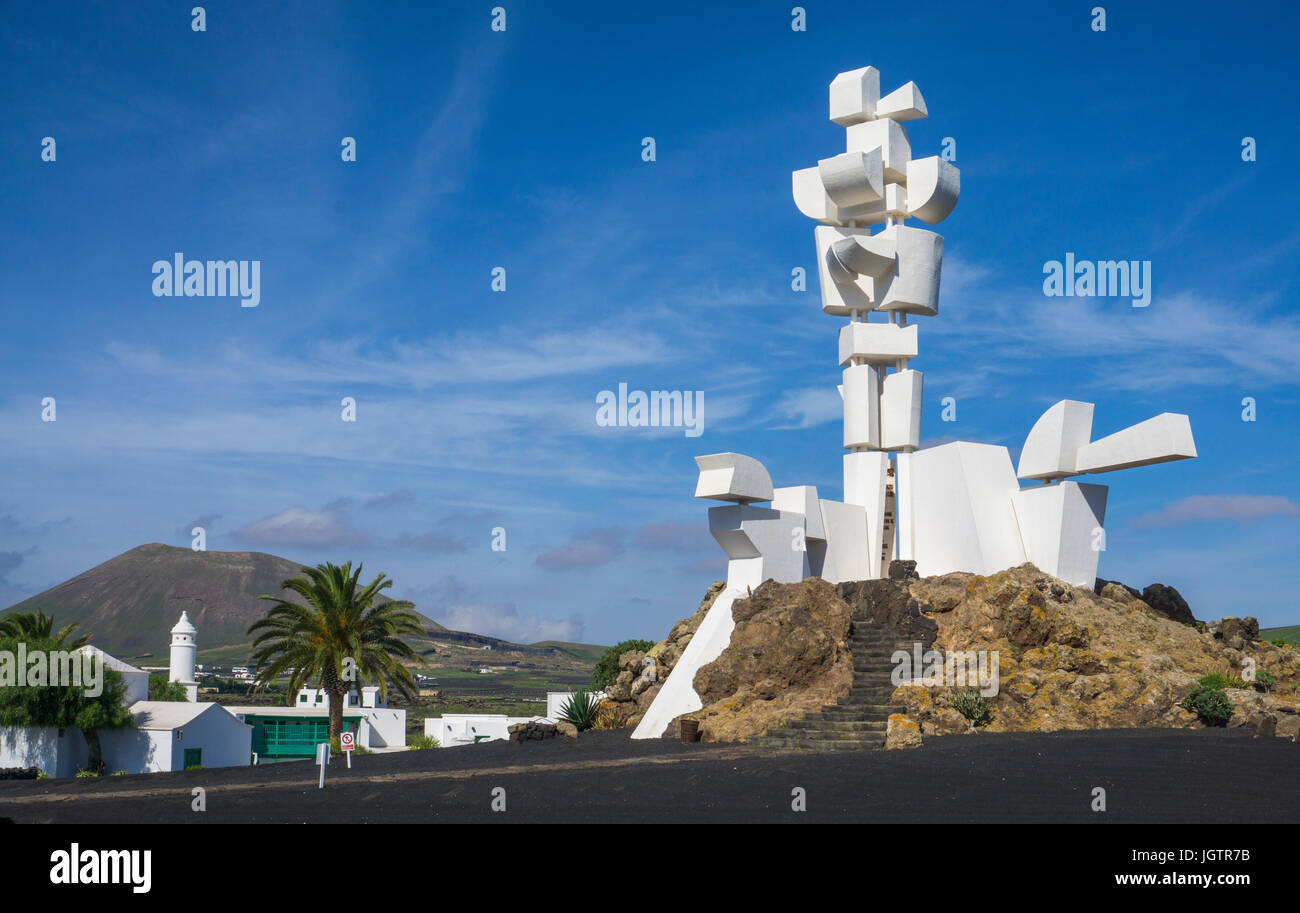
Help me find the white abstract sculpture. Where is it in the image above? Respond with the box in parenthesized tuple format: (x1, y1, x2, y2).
(631, 66, 1197, 739)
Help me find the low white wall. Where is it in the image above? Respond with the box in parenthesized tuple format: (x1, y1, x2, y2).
(427, 714, 538, 747)
(360, 708, 405, 748)
(0, 726, 80, 778)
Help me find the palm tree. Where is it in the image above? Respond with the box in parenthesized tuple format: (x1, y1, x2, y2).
(248, 562, 423, 742)
(0, 610, 91, 649)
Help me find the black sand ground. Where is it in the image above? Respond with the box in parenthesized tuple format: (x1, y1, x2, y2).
(2, 728, 1297, 824)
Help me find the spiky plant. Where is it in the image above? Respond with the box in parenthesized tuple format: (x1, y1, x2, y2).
(558, 688, 604, 732)
(248, 562, 423, 742)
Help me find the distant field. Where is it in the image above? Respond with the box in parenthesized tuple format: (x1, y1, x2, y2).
(1261, 625, 1300, 645)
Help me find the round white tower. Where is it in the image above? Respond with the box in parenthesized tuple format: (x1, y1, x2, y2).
(169, 611, 199, 702)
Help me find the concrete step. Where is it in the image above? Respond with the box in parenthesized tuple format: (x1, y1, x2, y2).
(780, 723, 883, 738)
(749, 738, 884, 752)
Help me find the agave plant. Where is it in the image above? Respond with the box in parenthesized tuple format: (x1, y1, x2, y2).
(558, 688, 603, 731)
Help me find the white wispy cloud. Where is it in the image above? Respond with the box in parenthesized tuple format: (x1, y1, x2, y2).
(1134, 494, 1300, 528)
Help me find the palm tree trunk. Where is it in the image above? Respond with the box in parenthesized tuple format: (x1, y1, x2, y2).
(323, 667, 344, 743)
(83, 729, 103, 774)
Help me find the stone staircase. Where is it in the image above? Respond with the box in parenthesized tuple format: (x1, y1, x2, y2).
(751, 621, 909, 751)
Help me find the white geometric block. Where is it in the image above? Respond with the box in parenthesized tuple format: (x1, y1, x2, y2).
(1018, 400, 1095, 481)
(792, 166, 838, 224)
(877, 81, 927, 122)
(884, 183, 908, 219)
(909, 442, 1026, 577)
(818, 150, 884, 210)
(829, 66, 880, 126)
(837, 322, 918, 366)
(905, 156, 960, 225)
(830, 232, 896, 281)
(706, 503, 806, 590)
(694, 452, 774, 503)
(1074, 413, 1198, 475)
(842, 450, 889, 578)
(880, 369, 923, 451)
(875, 224, 944, 316)
(894, 451, 915, 561)
(817, 499, 872, 583)
(845, 118, 912, 183)
(842, 364, 881, 449)
(815, 225, 880, 314)
(1011, 481, 1108, 588)
(773, 485, 825, 541)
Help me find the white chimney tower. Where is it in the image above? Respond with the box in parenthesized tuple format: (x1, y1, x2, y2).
(169, 611, 199, 702)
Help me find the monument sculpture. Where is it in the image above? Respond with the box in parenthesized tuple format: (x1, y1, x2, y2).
(632, 67, 1196, 739)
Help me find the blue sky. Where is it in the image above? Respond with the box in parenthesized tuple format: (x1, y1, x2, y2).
(2, 0, 1298, 644)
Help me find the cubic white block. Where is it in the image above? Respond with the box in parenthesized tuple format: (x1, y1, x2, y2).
(877, 81, 927, 122)
(773, 485, 825, 540)
(829, 66, 880, 126)
(695, 452, 774, 503)
(817, 499, 872, 583)
(909, 442, 1026, 577)
(818, 150, 884, 209)
(837, 321, 918, 366)
(1011, 481, 1108, 587)
(880, 369, 923, 451)
(905, 156, 961, 225)
(875, 225, 944, 316)
(1018, 400, 1095, 480)
(1074, 413, 1198, 475)
(845, 118, 912, 183)
(842, 364, 880, 449)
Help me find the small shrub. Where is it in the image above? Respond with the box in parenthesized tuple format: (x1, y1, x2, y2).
(592, 703, 634, 730)
(558, 688, 604, 731)
(185, 764, 206, 770)
(592, 639, 656, 689)
(111, 769, 127, 776)
(35, 770, 49, 780)
(1270, 638, 1289, 648)
(950, 689, 991, 727)
(408, 733, 439, 750)
(1254, 669, 1276, 693)
(1198, 671, 1241, 690)
(1184, 685, 1233, 726)
(75, 769, 100, 779)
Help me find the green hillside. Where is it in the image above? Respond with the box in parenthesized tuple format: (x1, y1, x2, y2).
(1261, 625, 1300, 646)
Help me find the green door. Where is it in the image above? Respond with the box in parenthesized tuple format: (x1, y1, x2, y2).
(183, 748, 202, 769)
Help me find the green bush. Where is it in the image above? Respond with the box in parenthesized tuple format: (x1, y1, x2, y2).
(1254, 669, 1276, 693)
(74, 769, 100, 778)
(111, 769, 127, 776)
(592, 639, 655, 689)
(950, 689, 991, 726)
(1270, 638, 1289, 648)
(408, 733, 439, 750)
(558, 688, 604, 731)
(148, 674, 190, 702)
(1184, 685, 1233, 726)
(185, 764, 205, 770)
(1198, 671, 1241, 690)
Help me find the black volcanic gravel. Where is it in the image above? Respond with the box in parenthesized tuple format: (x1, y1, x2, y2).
(1, 728, 1297, 824)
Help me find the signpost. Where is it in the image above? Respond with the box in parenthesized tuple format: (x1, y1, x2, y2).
(341, 731, 355, 768)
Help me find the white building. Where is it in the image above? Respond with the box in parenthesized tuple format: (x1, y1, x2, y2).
(425, 691, 600, 747)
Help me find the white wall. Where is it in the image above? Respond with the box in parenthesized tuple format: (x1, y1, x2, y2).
(359, 708, 405, 748)
(427, 714, 538, 747)
(0, 726, 80, 778)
